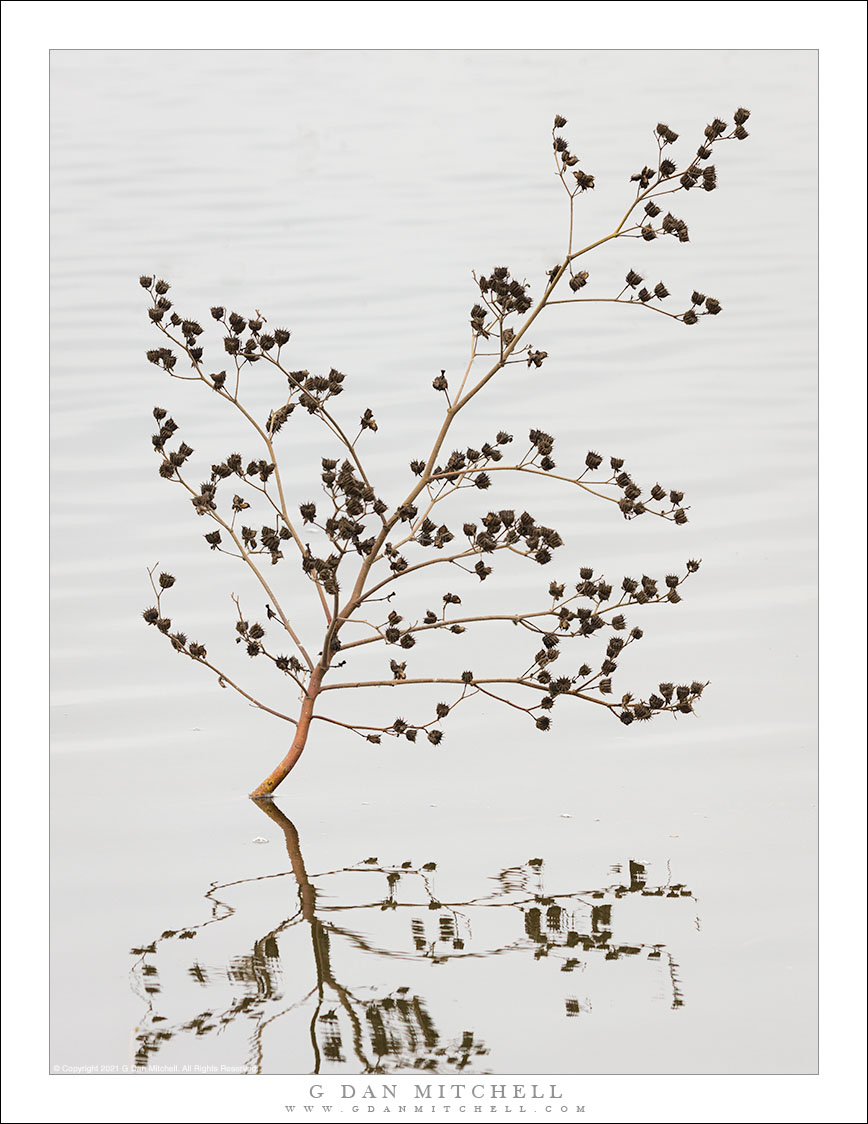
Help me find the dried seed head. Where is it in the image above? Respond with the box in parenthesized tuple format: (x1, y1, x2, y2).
(656, 123, 679, 144)
(554, 114, 568, 129)
(158, 572, 176, 589)
(154, 280, 170, 295)
(139, 275, 153, 289)
(631, 165, 655, 187)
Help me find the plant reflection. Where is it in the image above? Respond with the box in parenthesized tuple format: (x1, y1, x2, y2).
(129, 802, 697, 1073)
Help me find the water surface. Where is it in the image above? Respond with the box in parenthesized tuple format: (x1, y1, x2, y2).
(50, 49, 817, 1077)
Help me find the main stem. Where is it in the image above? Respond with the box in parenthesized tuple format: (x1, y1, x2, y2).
(249, 664, 326, 798)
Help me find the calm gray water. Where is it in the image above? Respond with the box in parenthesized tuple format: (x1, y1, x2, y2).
(50, 49, 817, 1078)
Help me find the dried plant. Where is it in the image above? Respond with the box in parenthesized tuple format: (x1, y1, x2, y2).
(140, 109, 751, 797)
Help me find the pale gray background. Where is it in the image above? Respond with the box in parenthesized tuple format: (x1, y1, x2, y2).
(50, 49, 817, 1075)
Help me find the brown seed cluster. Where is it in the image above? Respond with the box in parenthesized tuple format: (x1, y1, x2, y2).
(552, 114, 595, 192)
